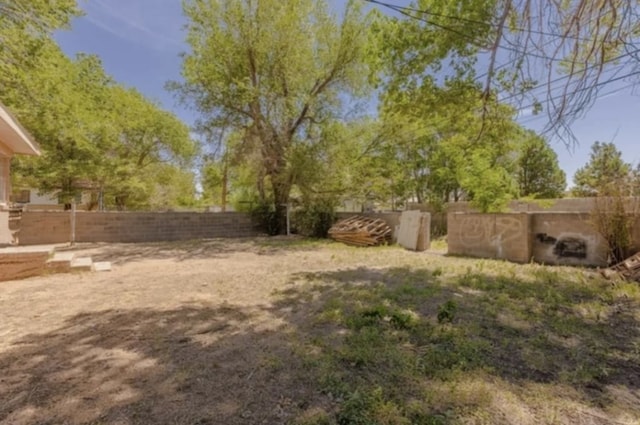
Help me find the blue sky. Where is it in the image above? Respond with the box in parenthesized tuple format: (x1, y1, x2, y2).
(54, 0, 640, 187)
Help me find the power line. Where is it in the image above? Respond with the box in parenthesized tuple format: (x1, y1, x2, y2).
(492, 47, 640, 106)
(516, 81, 636, 126)
(363, 0, 565, 63)
(363, 0, 602, 43)
(515, 71, 640, 123)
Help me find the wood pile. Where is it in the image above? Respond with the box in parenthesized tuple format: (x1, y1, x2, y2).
(601, 251, 640, 282)
(328, 215, 392, 247)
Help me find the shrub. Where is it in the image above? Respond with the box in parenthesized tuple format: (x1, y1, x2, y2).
(251, 201, 280, 235)
(293, 198, 337, 238)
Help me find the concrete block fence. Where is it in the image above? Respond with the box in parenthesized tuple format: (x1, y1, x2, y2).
(18, 211, 260, 245)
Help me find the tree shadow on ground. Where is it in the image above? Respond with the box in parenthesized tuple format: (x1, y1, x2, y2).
(271, 266, 640, 420)
(0, 305, 326, 425)
(2, 264, 639, 424)
(63, 236, 326, 265)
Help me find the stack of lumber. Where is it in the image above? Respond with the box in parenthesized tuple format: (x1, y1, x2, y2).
(601, 252, 640, 282)
(328, 215, 392, 247)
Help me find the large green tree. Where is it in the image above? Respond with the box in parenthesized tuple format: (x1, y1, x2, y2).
(377, 72, 522, 212)
(366, 0, 640, 143)
(174, 0, 372, 232)
(3, 41, 197, 209)
(572, 142, 632, 197)
(517, 131, 566, 199)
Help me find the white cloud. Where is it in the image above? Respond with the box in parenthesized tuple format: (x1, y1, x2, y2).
(80, 0, 185, 52)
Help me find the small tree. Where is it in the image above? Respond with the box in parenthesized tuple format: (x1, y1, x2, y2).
(517, 131, 566, 199)
(572, 142, 631, 197)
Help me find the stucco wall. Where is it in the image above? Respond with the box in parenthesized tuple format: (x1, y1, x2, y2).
(448, 211, 638, 267)
(447, 198, 640, 214)
(448, 213, 531, 263)
(18, 211, 260, 245)
(531, 213, 609, 267)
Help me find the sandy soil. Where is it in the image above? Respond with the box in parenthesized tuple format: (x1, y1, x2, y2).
(0, 238, 430, 425)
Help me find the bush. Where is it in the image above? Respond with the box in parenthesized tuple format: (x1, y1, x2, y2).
(293, 198, 337, 238)
(251, 201, 280, 235)
(591, 189, 639, 265)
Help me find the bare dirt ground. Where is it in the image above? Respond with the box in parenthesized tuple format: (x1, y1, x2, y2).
(0, 237, 638, 425)
(0, 238, 406, 425)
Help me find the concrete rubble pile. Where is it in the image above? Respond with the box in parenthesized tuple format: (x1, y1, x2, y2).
(328, 215, 392, 247)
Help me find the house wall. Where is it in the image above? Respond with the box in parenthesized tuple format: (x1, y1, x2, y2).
(28, 190, 59, 205)
(0, 155, 9, 206)
(13, 189, 92, 210)
(18, 211, 260, 245)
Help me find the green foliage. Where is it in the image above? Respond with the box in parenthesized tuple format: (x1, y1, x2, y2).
(517, 131, 566, 198)
(570, 142, 638, 263)
(293, 197, 337, 238)
(572, 142, 632, 197)
(375, 64, 522, 212)
(175, 0, 373, 231)
(2, 34, 197, 210)
(436, 300, 457, 324)
(0, 0, 80, 80)
(251, 201, 280, 236)
(269, 248, 640, 423)
(459, 148, 518, 212)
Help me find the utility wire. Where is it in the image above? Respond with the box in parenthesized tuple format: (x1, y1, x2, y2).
(515, 70, 640, 120)
(363, 0, 566, 63)
(364, 0, 601, 43)
(496, 48, 640, 104)
(516, 81, 636, 125)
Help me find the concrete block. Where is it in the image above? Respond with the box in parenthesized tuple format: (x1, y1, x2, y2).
(46, 251, 75, 273)
(397, 211, 430, 251)
(92, 261, 111, 272)
(71, 256, 93, 272)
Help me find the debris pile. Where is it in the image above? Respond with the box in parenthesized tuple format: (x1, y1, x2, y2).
(328, 215, 392, 247)
(601, 252, 640, 282)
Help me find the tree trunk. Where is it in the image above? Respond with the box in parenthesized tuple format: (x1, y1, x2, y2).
(221, 157, 228, 212)
(271, 177, 291, 235)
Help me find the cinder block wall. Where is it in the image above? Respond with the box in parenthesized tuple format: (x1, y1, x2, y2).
(19, 211, 70, 245)
(18, 211, 260, 245)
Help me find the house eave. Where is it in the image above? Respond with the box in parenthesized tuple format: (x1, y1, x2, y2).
(0, 102, 40, 156)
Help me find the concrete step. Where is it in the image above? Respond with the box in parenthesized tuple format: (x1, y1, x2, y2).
(92, 261, 112, 272)
(46, 252, 76, 273)
(70, 256, 93, 272)
(0, 246, 55, 282)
